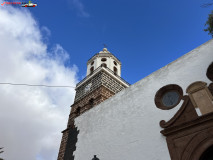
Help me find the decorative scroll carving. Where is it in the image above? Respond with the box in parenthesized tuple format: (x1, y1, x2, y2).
(160, 96, 187, 128)
(160, 111, 213, 160)
(181, 134, 213, 160)
(160, 96, 198, 128)
(156, 62, 213, 160)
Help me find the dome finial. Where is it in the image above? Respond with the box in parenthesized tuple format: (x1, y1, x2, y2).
(102, 44, 108, 52)
(103, 48, 107, 51)
(99, 44, 110, 54)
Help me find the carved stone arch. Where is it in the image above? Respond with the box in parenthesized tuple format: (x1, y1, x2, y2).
(157, 62, 213, 160)
(90, 66, 94, 74)
(199, 144, 213, 160)
(181, 133, 213, 160)
(190, 137, 213, 160)
(101, 63, 107, 68)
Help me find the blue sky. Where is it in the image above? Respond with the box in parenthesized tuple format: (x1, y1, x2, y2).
(28, 0, 212, 84)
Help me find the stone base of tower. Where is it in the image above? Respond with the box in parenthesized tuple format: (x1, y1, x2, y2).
(57, 124, 79, 160)
(57, 86, 116, 159)
(57, 128, 70, 160)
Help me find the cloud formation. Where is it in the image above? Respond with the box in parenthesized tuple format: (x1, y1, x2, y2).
(71, 0, 90, 17)
(0, 5, 78, 160)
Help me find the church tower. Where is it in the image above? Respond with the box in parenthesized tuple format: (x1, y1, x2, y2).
(57, 48, 130, 160)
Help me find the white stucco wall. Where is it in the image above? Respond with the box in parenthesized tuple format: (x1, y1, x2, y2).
(74, 39, 213, 160)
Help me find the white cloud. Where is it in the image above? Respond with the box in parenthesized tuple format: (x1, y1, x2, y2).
(41, 26, 51, 37)
(0, 5, 78, 160)
(71, 0, 90, 17)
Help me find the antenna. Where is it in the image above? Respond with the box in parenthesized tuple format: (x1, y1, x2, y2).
(103, 44, 107, 48)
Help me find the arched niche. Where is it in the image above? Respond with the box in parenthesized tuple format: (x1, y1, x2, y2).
(199, 145, 213, 160)
(182, 135, 213, 160)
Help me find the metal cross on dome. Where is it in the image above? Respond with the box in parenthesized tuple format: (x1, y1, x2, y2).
(103, 44, 107, 48)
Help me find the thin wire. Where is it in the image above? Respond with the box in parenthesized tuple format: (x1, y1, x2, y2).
(0, 82, 75, 88)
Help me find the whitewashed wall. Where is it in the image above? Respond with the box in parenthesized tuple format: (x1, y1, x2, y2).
(74, 39, 213, 160)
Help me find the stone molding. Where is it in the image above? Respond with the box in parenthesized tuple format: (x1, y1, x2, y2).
(160, 96, 213, 160)
(186, 81, 213, 115)
(158, 62, 213, 160)
(74, 69, 128, 102)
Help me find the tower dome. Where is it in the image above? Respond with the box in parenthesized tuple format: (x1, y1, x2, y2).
(87, 48, 121, 76)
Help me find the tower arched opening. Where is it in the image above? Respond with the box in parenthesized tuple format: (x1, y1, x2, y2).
(101, 58, 107, 62)
(114, 67, 118, 75)
(90, 66, 94, 74)
(101, 63, 107, 68)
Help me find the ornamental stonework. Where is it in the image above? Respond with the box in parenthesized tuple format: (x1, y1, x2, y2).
(74, 70, 127, 103)
(155, 62, 213, 160)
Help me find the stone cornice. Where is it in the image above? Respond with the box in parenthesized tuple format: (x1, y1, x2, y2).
(161, 112, 213, 136)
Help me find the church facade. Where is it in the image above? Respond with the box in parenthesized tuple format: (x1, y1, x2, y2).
(58, 39, 213, 160)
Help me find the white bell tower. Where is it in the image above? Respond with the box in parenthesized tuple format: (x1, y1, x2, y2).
(58, 47, 129, 160)
(86, 48, 121, 76)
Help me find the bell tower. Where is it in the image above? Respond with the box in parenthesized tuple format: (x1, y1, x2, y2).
(57, 48, 130, 160)
(86, 48, 121, 76)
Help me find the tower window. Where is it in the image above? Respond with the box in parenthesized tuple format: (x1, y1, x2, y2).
(76, 107, 81, 116)
(113, 61, 117, 66)
(90, 66, 94, 74)
(89, 98, 94, 107)
(101, 63, 107, 68)
(91, 61, 94, 65)
(101, 58, 107, 62)
(114, 67, 118, 75)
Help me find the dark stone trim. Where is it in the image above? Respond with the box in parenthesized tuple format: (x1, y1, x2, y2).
(156, 63, 213, 160)
(160, 96, 190, 128)
(61, 128, 70, 134)
(208, 83, 213, 96)
(63, 126, 79, 160)
(207, 62, 213, 81)
(161, 111, 213, 136)
(158, 91, 213, 160)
